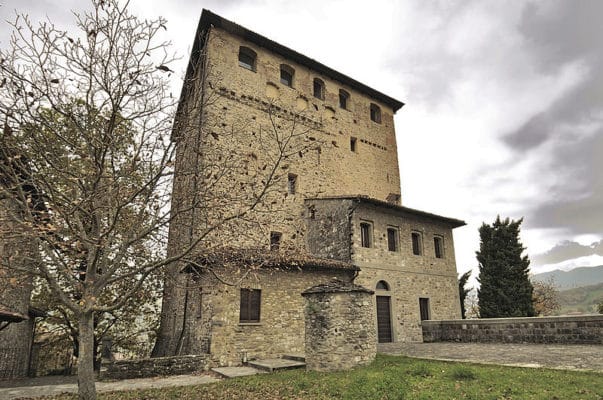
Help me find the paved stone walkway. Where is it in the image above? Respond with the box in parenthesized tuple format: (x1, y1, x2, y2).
(378, 342, 603, 372)
(0, 374, 218, 400)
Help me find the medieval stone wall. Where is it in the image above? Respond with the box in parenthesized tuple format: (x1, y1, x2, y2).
(100, 355, 209, 380)
(302, 281, 376, 371)
(192, 267, 355, 366)
(422, 315, 603, 344)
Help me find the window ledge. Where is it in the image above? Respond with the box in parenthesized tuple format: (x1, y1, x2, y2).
(238, 322, 262, 326)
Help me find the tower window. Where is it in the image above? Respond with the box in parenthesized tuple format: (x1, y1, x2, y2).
(387, 228, 399, 252)
(287, 173, 297, 194)
(238, 46, 257, 71)
(360, 222, 372, 248)
(434, 236, 444, 258)
(370, 103, 381, 123)
(339, 89, 349, 110)
(411, 232, 422, 255)
(280, 64, 294, 87)
(270, 231, 282, 251)
(350, 137, 357, 152)
(419, 297, 430, 321)
(313, 78, 325, 100)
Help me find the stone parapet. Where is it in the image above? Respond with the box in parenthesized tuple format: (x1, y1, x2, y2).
(100, 355, 209, 380)
(422, 315, 603, 344)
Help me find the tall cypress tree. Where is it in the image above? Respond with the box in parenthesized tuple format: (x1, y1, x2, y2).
(477, 216, 535, 318)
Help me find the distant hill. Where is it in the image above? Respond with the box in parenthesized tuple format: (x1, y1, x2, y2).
(557, 282, 603, 315)
(532, 265, 603, 289)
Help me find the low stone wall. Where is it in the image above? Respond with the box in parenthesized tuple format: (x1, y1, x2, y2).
(422, 315, 603, 344)
(302, 280, 376, 372)
(100, 355, 209, 380)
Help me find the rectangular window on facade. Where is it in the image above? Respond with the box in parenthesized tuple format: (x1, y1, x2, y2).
(360, 222, 372, 248)
(350, 137, 357, 152)
(419, 298, 430, 321)
(387, 227, 398, 252)
(434, 236, 444, 258)
(411, 232, 422, 255)
(287, 173, 297, 194)
(240, 288, 261, 323)
(270, 231, 282, 251)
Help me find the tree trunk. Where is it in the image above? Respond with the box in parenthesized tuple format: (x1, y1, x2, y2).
(77, 312, 97, 400)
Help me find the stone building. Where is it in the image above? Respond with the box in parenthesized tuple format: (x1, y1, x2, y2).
(153, 9, 465, 365)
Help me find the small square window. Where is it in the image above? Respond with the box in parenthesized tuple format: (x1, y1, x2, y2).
(411, 232, 422, 255)
(287, 173, 297, 194)
(270, 231, 282, 251)
(339, 89, 349, 110)
(370, 103, 382, 123)
(240, 289, 261, 323)
(360, 222, 372, 248)
(350, 137, 357, 152)
(434, 236, 444, 258)
(313, 78, 324, 100)
(387, 228, 398, 252)
(280, 64, 294, 87)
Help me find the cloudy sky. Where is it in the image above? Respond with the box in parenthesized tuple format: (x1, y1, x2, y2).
(1, 0, 601, 280)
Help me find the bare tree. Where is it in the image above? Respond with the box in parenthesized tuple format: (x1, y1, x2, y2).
(531, 278, 561, 316)
(0, 1, 317, 398)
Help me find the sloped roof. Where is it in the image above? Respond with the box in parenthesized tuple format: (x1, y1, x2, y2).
(306, 195, 466, 228)
(180, 9, 404, 113)
(182, 247, 359, 274)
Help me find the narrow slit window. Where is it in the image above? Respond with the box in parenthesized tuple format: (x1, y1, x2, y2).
(370, 103, 382, 123)
(287, 173, 297, 194)
(350, 137, 357, 152)
(339, 89, 349, 110)
(238, 46, 256, 71)
(360, 222, 372, 248)
(419, 298, 430, 321)
(270, 231, 282, 251)
(313, 78, 325, 99)
(387, 228, 398, 252)
(280, 64, 294, 87)
(411, 232, 422, 255)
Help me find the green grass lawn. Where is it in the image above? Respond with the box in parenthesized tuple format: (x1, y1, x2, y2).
(54, 355, 603, 399)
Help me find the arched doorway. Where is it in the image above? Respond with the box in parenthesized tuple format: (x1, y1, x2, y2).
(375, 280, 392, 343)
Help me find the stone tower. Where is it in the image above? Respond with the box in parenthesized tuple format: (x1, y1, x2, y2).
(153, 10, 464, 363)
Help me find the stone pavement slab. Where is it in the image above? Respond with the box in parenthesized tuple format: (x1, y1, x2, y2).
(0, 374, 218, 400)
(248, 358, 306, 372)
(378, 342, 603, 372)
(212, 366, 266, 378)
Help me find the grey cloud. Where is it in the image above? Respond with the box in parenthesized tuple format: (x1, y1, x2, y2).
(501, 1, 603, 237)
(531, 239, 603, 267)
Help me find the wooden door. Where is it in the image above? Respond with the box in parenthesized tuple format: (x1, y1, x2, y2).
(376, 296, 392, 343)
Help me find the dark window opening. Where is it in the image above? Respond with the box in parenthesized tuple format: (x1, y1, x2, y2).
(287, 173, 297, 194)
(280, 64, 294, 87)
(350, 137, 357, 152)
(240, 289, 261, 323)
(370, 103, 382, 123)
(376, 280, 390, 290)
(411, 232, 422, 255)
(313, 78, 325, 99)
(238, 46, 256, 71)
(270, 231, 282, 251)
(419, 298, 430, 321)
(339, 89, 349, 109)
(434, 236, 444, 258)
(360, 222, 372, 248)
(387, 228, 398, 252)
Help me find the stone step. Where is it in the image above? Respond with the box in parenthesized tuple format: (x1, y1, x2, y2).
(211, 366, 266, 379)
(282, 354, 306, 362)
(247, 358, 306, 373)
